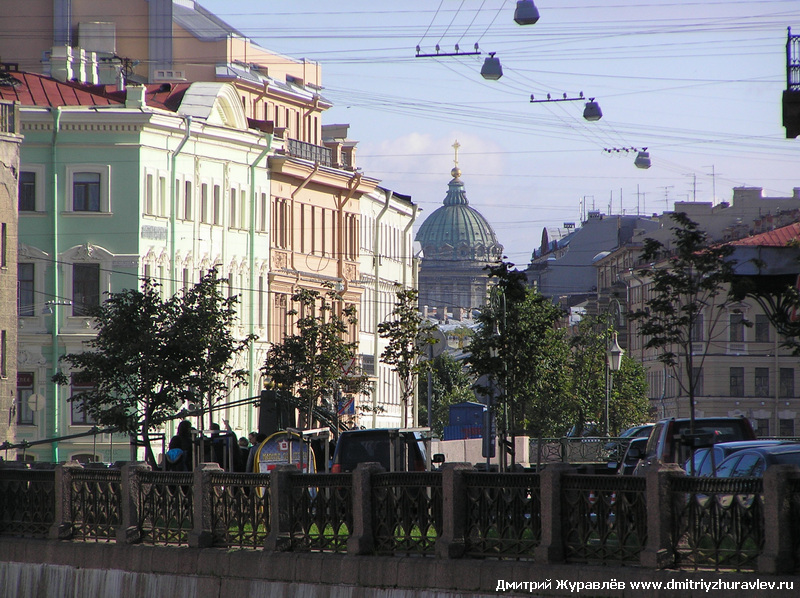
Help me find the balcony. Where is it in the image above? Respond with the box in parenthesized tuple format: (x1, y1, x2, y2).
(286, 138, 332, 167)
(0, 100, 18, 135)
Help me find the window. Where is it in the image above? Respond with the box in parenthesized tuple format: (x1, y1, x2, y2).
(755, 314, 770, 343)
(691, 313, 704, 342)
(184, 181, 193, 220)
(1, 223, 6, 268)
(230, 188, 237, 228)
(19, 171, 36, 211)
(213, 185, 221, 225)
(258, 275, 264, 328)
(72, 263, 100, 316)
(145, 173, 154, 214)
(18, 263, 34, 316)
(0, 330, 6, 378)
(691, 367, 704, 396)
(259, 192, 267, 232)
(756, 418, 770, 437)
(729, 313, 744, 342)
(70, 377, 96, 425)
(780, 368, 795, 397)
(13, 382, 35, 433)
(73, 172, 101, 211)
(200, 184, 209, 223)
(17, 372, 35, 425)
(729, 367, 744, 397)
(158, 176, 166, 216)
(779, 418, 795, 437)
(755, 367, 770, 397)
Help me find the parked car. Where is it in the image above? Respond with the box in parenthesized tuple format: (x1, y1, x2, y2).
(633, 416, 756, 476)
(604, 423, 654, 463)
(330, 428, 428, 473)
(683, 440, 794, 476)
(614, 436, 649, 475)
(714, 444, 800, 478)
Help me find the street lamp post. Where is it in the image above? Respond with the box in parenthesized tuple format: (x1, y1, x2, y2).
(606, 331, 624, 436)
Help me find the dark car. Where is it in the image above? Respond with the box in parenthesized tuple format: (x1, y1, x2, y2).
(714, 444, 800, 478)
(604, 423, 654, 463)
(683, 440, 794, 477)
(331, 428, 428, 473)
(614, 436, 648, 475)
(633, 416, 756, 476)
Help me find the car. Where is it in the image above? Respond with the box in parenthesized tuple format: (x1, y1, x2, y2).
(714, 444, 800, 478)
(330, 428, 428, 473)
(633, 416, 756, 476)
(614, 436, 648, 475)
(604, 423, 654, 463)
(682, 440, 794, 477)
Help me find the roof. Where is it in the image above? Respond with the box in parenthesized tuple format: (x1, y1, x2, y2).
(0, 71, 121, 107)
(729, 221, 800, 247)
(173, 1, 246, 42)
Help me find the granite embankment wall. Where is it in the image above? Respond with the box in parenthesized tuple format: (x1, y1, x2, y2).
(1, 538, 797, 598)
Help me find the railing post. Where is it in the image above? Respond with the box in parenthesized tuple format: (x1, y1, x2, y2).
(347, 462, 384, 556)
(189, 462, 223, 548)
(49, 461, 83, 540)
(758, 464, 797, 574)
(117, 461, 150, 544)
(264, 464, 300, 552)
(534, 462, 573, 563)
(436, 463, 472, 559)
(640, 463, 684, 569)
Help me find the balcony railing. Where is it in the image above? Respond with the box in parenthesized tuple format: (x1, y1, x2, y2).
(286, 138, 332, 167)
(0, 100, 18, 135)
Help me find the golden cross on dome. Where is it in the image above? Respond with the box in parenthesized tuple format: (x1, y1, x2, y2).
(452, 140, 461, 169)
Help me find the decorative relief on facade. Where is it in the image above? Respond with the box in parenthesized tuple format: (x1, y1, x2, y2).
(273, 251, 287, 270)
(344, 263, 357, 281)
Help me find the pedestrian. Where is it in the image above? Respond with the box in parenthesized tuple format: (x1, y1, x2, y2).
(165, 420, 194, 471)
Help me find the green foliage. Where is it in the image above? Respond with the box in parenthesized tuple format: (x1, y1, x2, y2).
(261, 286, 370, 429)
(55, 271, 252, 464)
(565, 314, 650, 436)
(632, 212, 736, 427)
(467, 262, 572, 439)
(378, 286, 437, 426)
(418, 352, 475, 437)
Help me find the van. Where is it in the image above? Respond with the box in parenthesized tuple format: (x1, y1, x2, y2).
(331, 428, 428, 473)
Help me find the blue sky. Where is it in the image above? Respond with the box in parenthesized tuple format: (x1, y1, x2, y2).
(200, 0, 800, 265)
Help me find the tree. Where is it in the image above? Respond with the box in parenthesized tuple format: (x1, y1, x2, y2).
(261, 286, 370, 431)
(632, 212, 736, 433)
(566, 314, 650, 436)
(378, 286, 437, 427)
(468, 262, 572, 459)
(55, 271, 252, 466)
(418, 352, 475, 437)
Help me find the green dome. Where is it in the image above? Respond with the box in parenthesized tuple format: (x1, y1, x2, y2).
(415, 171, 503, 261)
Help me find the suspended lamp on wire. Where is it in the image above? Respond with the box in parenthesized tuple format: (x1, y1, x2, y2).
(481, 52, 503, 80)
(634, 148, 651, 169)
(583, 98, 602, 121)
(514, 0, 540, 25)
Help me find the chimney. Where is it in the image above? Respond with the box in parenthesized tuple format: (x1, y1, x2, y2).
(49, 45, 73, 82)
(125, 85, 147, 108)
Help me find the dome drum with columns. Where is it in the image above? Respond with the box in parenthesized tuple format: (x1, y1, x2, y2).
(415, 142, 503, 318)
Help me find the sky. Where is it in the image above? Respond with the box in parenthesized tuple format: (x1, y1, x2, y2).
(200, 0, 800, 267)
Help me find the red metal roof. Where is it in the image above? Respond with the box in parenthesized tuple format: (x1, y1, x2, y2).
(730, 222, 800, 247)
(0, 71, 191, 113)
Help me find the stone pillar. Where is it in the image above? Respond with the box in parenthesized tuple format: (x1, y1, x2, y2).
(117, 461, 150, 544)
(189, 462, 223, 548)
(436, 463, 473, 559)
(49, 461, 83, 540)
(347, 462, 384, 555)
(640, 463, 685, 569)
(758, 464, 798, 574)
(264, 464, 300, 552)
(534, 463, 573, 563)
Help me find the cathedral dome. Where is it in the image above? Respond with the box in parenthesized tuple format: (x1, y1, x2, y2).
(415, 170, 503, 262)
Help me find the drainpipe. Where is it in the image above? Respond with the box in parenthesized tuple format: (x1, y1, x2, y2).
(248, 133, 273, 433)
(403, 202, 419, 426)
(50, 107, 62, 462)
(372, 189, 392, 427)
(169, 115, 191, 296)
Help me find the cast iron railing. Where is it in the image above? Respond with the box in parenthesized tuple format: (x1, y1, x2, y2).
(286, 472, 352, 553)
(137, 470, 193, 545)
(670, 476, 764, 571)
(210, 472, 270, 548)
(463, 471, 541, 558)
(372, 471, 442, 555)
(562, 473, 647, 564)
(69, 468, 122, 541)
(0, 468, 55, 537)
(286, 138, 332, 166)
